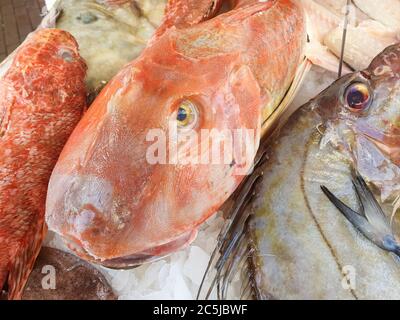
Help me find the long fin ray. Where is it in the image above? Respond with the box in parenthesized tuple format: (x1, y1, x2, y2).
(197, 135, 270, 299)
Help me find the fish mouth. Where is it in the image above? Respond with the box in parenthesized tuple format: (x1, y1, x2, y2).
(46, 172, 205, 268)
(356, 124, 400, 166)
(98, 229, 198, 269)
(365, 135, 400, 166)
(63, 228, 198, 269)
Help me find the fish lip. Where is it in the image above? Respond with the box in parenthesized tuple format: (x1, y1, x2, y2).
(55, 231, 101, 263)
(47, 172, 212, 265)
(95, 252, 169, 270)
(364, 134, 400, 164)
(62, 228, 198, 269)
(97, 229, 198, 269)
(354, 122, 400, 165)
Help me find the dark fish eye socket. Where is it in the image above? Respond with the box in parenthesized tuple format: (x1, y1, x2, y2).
(77, 12, 98, 24)
(344, 82, 372, 112)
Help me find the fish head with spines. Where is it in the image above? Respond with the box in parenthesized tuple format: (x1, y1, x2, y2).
(45, 26, 262, 267)
(315, 43, 400, 203)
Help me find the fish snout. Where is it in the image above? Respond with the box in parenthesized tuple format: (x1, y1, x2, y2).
(45, 160, 241, 267)
(46, 173, 118, 260)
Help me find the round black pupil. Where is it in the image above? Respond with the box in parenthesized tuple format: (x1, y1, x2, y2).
(177, 107, 188, 122)
(347, 89, 366, 109)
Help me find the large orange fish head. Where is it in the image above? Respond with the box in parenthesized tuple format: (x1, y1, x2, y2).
(46, 28, 262, 267)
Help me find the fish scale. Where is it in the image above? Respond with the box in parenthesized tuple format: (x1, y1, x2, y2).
(0, 29, 87, 300)
(46, 0, 167, 94)
(200, 43, 400, 300)
(45, 0, 306, 268)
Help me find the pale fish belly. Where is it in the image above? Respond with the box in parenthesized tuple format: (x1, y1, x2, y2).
(55, 0, 167, 92)
(250, 106, 400, 300)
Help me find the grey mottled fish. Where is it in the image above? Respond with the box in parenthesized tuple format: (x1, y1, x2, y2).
(200, 42, 400, 300)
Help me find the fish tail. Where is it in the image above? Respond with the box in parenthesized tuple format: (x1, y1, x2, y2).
(0, 225, 46, 300)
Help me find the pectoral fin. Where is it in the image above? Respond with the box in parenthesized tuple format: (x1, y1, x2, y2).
(321, 173, 400, 257)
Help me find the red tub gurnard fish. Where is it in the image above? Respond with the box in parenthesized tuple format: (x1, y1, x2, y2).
(45, 0, 307, 267)
(0, 29, 87, 299)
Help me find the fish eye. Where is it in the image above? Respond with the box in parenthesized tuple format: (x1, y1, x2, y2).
(344, 82, 372, 112)
(77, 12, 98, 24)
(176, 100, 198, 129)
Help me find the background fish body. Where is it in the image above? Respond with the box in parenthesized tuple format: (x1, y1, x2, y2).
(225, 43, 400, 299)
(301, 0, 400, 73)
(45, 0, 306, 267)
(49, 0, 167, 94)
(0, 29, 87, 299)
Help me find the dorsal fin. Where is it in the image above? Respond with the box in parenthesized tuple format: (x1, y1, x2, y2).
(153, 0, 224, 40)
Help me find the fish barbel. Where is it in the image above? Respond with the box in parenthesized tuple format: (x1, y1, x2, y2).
(0, 29, 87, 299)
(45, 0, 306, 267)
(202, 43, 400, 300)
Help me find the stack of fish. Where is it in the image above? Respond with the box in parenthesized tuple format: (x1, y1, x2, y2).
(0, 0, 399, 300)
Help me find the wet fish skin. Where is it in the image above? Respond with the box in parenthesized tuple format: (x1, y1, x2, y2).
(0, 29, 87, 300)
(302, 0, 400, 72)
(353, 0, 400, 30)
(45, 0, 306, 267)
(206, 43, 400, 300)
(253, 43, 400, 299)
(51, 0, 167, 93)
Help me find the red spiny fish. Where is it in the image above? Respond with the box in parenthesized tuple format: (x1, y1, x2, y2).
(0, 29, 87, 299)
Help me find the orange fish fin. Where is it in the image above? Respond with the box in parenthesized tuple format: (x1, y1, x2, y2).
(261, 58, 312, 137)
(1, 226, 46, 300)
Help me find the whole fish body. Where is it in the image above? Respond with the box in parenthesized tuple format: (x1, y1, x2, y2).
(0, 29, 87, 299)
(45, 0, 306, 268)
(206, 43, 400, 299)
(45, 0, 167, 94)
(22, 247, 115, 300)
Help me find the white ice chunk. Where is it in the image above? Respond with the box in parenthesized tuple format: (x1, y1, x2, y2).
(183, 246, 210, 287)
